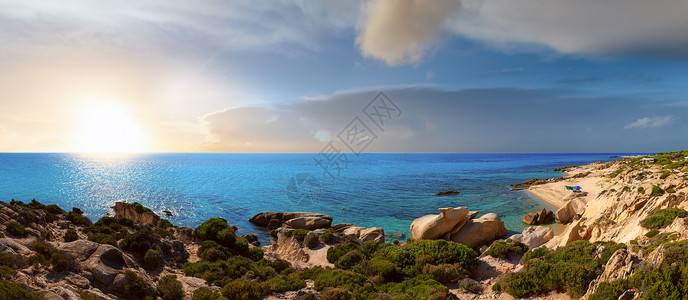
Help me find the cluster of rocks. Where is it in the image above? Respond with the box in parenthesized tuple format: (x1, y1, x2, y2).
(522, 208, 554, 225)
(409, 207, 507, 249)
(434, 190, 459, 196)
(249, 211, 333, 230)
(250, 211, 385, 244)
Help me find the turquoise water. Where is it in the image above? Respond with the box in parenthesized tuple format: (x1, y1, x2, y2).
(0, 153, 635, 243)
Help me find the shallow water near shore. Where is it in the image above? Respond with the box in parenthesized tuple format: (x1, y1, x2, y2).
(0, 153, 639, 244)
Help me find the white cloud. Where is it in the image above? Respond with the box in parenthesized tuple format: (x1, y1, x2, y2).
(356, 0, 460, 66)
(356, 0, 688, 65)
(624, 116, 675, 129)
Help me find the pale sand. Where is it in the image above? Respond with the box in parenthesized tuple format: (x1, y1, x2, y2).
(527, 165, 606, 209)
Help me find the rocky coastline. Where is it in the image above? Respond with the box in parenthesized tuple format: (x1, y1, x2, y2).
(2, 152, 688, 299)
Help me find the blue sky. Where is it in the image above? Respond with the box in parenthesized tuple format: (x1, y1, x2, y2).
(0, 0, 687, 152)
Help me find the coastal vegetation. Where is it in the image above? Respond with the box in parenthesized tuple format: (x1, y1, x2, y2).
(640, 208, 688, 229)
(493, 241, 626, 298)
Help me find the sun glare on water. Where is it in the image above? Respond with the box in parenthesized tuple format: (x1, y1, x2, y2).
(73, 99, 149, 153)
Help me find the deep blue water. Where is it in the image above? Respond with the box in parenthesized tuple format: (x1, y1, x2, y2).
(0, 153, 639, 243)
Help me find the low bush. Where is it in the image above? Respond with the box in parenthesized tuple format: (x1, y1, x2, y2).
(157, 275, 185, 300)
(119, 230, 160, 256)
(64, 229, 79, 242)
(143, 249, 163, 270)
(589, 279, 628, 300)
(321, 287, 353, 300)
(131, 202, 153, 213)
(66, 211, 92, 226)
(637, 187, 645, 194)
(457, 278, 482, 294)
(45, 204, 65, 215)
(192, 287, 227, 300)
(421, 263, 467, 283)
(321, 232, 336, 244)
(50, 251, 79, 272)
(327, 243, 358, 263)
(194, 218, 231, 242)
(649, 185, 665, 197)
(484, 239, 528, 258)
(641, 208, 688, 229)
(93, 233, 114, 245)
(285, 229, 309, 242)
(0, 280, 43, 299)
(495, 241, 625, 298)
(123, 270, 150, 299)
(248, 247, 264, 261)
(334, 250, 364, 270)
(6, 221, 27, 237)
(304, 233, 320, 249)
(645, 230, 659, 238)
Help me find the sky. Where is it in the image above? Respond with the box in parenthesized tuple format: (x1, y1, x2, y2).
(0, 0, 687, 153)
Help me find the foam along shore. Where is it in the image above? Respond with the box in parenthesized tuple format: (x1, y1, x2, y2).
(527, 162, 608, 209)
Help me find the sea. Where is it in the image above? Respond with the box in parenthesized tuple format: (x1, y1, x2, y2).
(0, 153, 641, 244)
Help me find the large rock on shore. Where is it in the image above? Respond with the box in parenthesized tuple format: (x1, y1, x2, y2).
(510, 226, 554, 249)
(555, 199, 585, 224)
(522, 208, 554, 225)
(450, 213, 508, 249)
(249, 211, 332, 230)
(410, 207, 472, 240)
(111, 202, 160, 225)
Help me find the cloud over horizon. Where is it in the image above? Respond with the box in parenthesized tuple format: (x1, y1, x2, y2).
(624, 116, 675, 129)
(200, 87, 688, 153)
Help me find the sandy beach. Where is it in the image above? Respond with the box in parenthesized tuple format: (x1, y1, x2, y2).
(527, 163, 606, 208)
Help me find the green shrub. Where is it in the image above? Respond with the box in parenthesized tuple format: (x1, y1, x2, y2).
(93, 233, 114, 245)
(302, 293, 316, 300)
(192, 287, 227, 300)
(314, 269, 374, 299)
(656, 170, 672, 179)
(641, 208, 688, 229)
(285, 229, 309, 242)
(66, 211, 92, 226)
(0, 280, 43, 299)
(131, 202, 153, 214)
(496, 241, 625, 298)
(123, 270, 150, 299)
(119, 230, 160, 256)
(5, 221, 27, 237)
(650, 185, 665, 197)
(304, 233, 320, 249)
(377, 278, 449, 299)
(485, 239, 528, 258)
(64, 229, 78, 242)
(183, 257, 254, 287)
(157, 275, 185, 300)
(397, 239, 478, 267)
(327, 243, 358, 263)
(220, 278, 266, 300)
(667, 188, 676, 193)
(194, 218, 231, 242)
(457, 278, 482, 294)
(645, 229, 660, 238)
(50, 251, 78, 272)
(421, 263, 467, 283)
(199, 240, 231, 262)
(321, 232, 336, 244)
(638, 187, 645, 194)
(45, 204, 65, 215)
(321, 287, 353, 300)
(248, 247, 264, 261)
(589, 279, 628, 300)
(143, 249, 163, 270)
(334, 250, 364, 270)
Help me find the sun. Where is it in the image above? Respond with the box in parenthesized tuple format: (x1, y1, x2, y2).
(73, 98, 149, 153)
